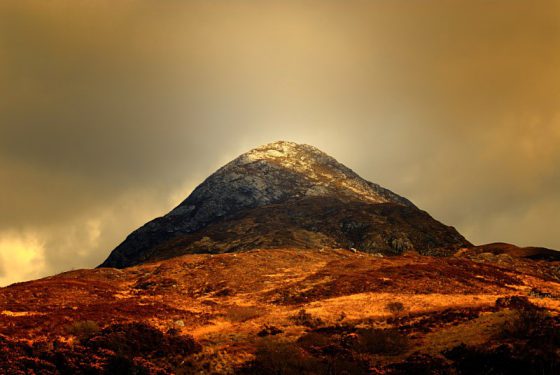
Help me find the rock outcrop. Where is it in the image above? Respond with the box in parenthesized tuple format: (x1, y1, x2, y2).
(100, 141, 471, 268)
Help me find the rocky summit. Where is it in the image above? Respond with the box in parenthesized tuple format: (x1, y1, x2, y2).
(100, 141, 470, 268)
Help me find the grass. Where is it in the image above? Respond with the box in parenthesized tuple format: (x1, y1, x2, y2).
(65, 320, 100, 340)
(353, 328, 410, 355)
(386, 301, 405, 315)
(290, 309, 324, 328)
(224, 305, 263, 322)
(240, 337, 321, 375)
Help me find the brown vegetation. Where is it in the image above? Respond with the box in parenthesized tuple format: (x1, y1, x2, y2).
(65, 320, 100, 340)
(353, 328, 409, 355)
(0, 322, 200, 374)
(386, 301, 406, 315)
(1, 247, 560, 373)
(224, 305, 263, 322)
(290, 309, 325, 328)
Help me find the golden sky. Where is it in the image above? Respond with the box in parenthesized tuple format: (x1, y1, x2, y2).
(1, 1, 559, 285)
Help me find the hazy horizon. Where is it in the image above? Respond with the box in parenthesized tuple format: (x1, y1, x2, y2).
(1, 0, 559, 286)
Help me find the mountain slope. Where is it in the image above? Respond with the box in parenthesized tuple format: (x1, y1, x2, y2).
(4, 248, 560, 373)
(101, 141, 470, 268)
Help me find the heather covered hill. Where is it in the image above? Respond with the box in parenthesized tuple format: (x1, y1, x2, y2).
(101, 141, 470, 268)
(2, 248, 560, 373)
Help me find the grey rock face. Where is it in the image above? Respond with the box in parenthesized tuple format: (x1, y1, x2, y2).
(100, 141, 469, 268)
(172, 141, 414, 225)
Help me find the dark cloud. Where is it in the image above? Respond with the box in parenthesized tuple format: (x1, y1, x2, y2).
(0, 0, 559, 285)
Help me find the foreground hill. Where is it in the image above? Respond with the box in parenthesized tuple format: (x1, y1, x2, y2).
(101, 141, 469, 268)
(2, 247, 560, 373)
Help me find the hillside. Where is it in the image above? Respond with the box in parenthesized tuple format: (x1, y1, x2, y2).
(2, 248, 560, 373)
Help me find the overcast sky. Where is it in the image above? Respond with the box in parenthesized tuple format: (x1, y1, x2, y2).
(1, 0, 559, 286)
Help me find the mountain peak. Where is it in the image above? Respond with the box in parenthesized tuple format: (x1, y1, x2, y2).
(228, 140, 331, 177)
(236, 141, 345, 180)
(240, 140, 325, 163)
(246, 140, 316, 154)
(100, 142, 469, 268)
(212, 140, 413, 208)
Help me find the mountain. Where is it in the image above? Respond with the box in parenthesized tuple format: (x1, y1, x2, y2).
(100, 141, 470, 268)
